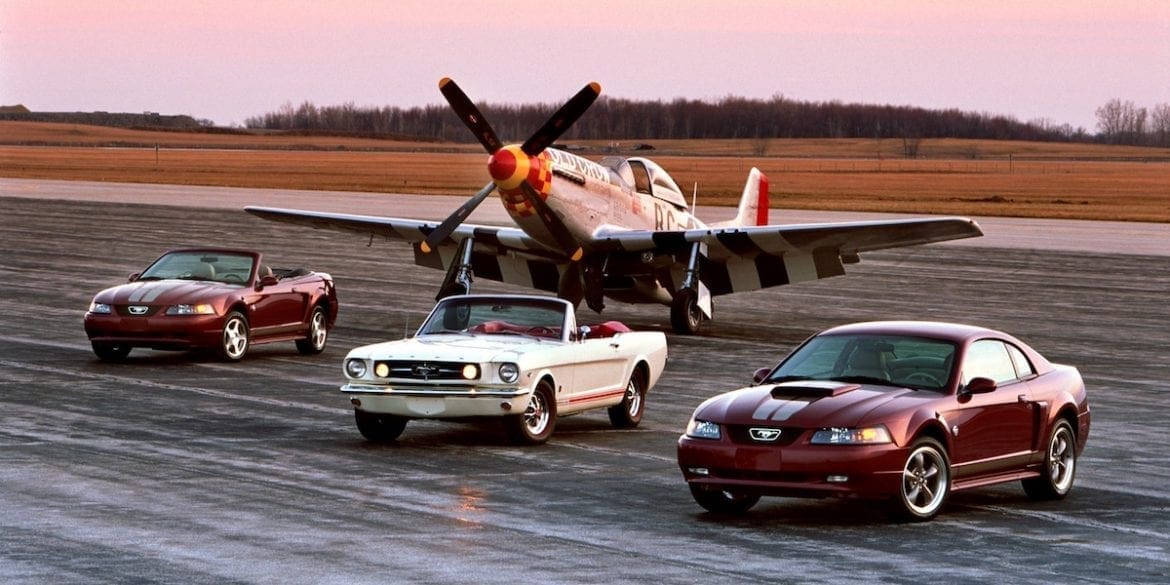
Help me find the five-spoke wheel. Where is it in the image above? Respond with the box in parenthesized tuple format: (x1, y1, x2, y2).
(1023, 419, 1077, 500)
(218, 311, 250, 361)
(893, 438, 950, 521)
(296, 305, 330, 355)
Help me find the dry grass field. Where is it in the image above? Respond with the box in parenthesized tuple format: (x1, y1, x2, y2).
(2, 121, 1168, 222)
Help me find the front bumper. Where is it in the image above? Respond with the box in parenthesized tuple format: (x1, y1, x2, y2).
(84, 312, 224, 350)
(677, 434, 907, 500)
(342, 383, 530, 419)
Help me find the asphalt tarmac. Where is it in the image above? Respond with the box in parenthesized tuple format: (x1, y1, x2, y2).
(2, 180, 1168, 584)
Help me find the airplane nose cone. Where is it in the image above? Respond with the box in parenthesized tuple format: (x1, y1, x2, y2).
(488, 145, 531, 191)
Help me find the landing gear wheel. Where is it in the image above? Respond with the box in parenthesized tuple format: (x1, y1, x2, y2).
(92, 342, 131, 362)
(218, 311, 250, 362)
(688, 484, 760, 514)
(505, 380, 556, 445)
(1022, 419, 1077, 500)
(607, 370, 646, 428)
(892, 438, 950, 521)
(354, 410, 408, 442)
(296, 305, 329, 355)
(670, 289, 704, 335)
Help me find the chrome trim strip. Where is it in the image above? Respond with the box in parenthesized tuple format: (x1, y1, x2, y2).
(341, 383, 526, 398)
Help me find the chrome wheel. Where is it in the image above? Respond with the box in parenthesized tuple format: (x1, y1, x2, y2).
(895, 438, 950, 521)
(219, 312, 249, 361)
(608, 372, 645, 428)
(1023, 419, 1077, 500)
(296, 306, 329, 355)
(505, 381, 556, 445)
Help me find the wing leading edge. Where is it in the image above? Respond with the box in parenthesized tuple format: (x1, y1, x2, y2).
(595, 217, 983, 296)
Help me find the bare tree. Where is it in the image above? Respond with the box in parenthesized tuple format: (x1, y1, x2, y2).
(1151, 103, 1170, 147)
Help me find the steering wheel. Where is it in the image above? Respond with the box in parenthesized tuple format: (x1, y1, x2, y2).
(904, 371, 942, 387)
(527, 326, 555, 337)
(221, 273, 244, 283)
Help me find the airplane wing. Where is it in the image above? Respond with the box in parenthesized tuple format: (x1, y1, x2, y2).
(590, 216, 982, 295)
(244, 206, 570, 292)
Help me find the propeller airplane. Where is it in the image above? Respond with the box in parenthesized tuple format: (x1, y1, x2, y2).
(246, 79, 983, 334)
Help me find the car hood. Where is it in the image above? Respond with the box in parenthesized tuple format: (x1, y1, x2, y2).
(93, 279, 240, 306)
(346, 334, 557, 363)
(694, 380, 925, 428)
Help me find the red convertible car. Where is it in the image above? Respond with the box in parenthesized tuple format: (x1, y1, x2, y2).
(84, 248, 338, 362)
(677, 321, 1090, 521)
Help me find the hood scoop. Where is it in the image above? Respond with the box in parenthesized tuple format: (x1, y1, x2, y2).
(769, 380, 859, 399)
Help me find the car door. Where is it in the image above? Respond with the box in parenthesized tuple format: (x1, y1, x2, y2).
(246, 271, 306, 336)
(944, 339, 1037, 479)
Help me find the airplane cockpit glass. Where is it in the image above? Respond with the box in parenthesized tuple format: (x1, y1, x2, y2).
(600, 157, 688, 209)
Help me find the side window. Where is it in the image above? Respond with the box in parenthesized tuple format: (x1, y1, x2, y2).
(961, 340, 1018, 386)
(628, 160, 652, 195)
(1005, 343, 1035, 379)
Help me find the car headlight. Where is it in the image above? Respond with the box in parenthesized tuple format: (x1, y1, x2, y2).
(809, 425, 893, 445)
(686, 418, 722, 440)
(462, 364, 480, 380)
(498, 362, 519, 383)
(165, 304, 215, 316)
(345, 358, 368, 379)
(88, 301, 113, 314)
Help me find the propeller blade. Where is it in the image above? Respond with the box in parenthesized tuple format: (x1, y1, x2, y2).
(520, 181, 584, 262)
(520, 82, 601, 156)
(419, 181, 496, 254)
(439, 77, 503, 154)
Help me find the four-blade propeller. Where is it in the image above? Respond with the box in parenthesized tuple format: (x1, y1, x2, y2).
(419, 78, 600, 255)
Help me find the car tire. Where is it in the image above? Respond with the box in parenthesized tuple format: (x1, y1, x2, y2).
(670, 289, 703, 335)
(607, 370, 646, 429)
(218, 311, 250, 362)
(92, 342, 131, 362)
(295, 305, 329, 355)
(504, 379, 556, 445)
(892, 437, 950, 521)
(688, 484, 760, 515)
(354, 410, 408, 442)
(1022, 419, 1077, 500)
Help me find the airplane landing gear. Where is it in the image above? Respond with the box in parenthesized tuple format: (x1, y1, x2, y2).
(436, 237, 474, 299)
(671, 242, 711, 335)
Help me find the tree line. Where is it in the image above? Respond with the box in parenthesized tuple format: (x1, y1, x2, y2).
(244, 95, 1106, 146)
(1095, 99, 1170, 147)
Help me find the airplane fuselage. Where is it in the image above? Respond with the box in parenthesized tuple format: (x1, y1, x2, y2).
(491, 146, 702, 254)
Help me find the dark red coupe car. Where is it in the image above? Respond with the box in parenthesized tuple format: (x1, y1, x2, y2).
(677, 321, 1089, 520)
(84, 248, 338, 362)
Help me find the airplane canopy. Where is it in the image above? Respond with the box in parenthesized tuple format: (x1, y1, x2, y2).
(601, 156, 688, 209)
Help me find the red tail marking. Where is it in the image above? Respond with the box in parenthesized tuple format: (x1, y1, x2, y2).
(756, 173, 769, 226)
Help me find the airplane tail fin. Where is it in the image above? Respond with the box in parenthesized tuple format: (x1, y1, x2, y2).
(713, 167, 769, 228)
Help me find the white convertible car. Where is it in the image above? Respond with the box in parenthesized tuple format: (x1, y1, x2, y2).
(342, 294, 669, 444)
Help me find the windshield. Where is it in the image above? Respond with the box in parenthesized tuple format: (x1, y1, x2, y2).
(418, 298, 568, 340)
(765, 333, 956, 392)
(139, 251, 255, 285)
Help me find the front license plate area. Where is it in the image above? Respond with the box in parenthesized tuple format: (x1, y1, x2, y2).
(406, 397, 446, 416)
(734, 447, 781, 470)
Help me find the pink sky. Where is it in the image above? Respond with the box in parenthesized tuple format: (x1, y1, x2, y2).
(3, 0, 1168, 131)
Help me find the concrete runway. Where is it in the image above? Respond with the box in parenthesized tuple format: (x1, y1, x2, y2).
(2, 179, 1168, 584)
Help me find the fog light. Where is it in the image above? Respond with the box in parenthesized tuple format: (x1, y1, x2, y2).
(688, 467, 710, 476)
(826, 474, 849, 483)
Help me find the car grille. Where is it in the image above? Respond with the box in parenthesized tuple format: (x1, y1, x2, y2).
(375, 360, 471, 381)
(726, 425, 804, 446)
(115, 305, 162, 317)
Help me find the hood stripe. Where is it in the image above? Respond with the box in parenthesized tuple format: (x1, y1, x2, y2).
(752, 398, 811, 422)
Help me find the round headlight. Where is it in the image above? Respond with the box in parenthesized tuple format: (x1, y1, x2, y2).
(498, 362, 519, 383)
(345, 358, 367, 379)
(374, 362, 390, 378)
(462, 364, 480, 380)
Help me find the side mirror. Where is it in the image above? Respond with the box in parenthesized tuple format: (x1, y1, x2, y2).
(963, 377, 998, 395)
(256, 275, 279, 289)
(128, 272, 140, 282)
(752, 367, 772, 385)
(577, 325, 591, 341)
